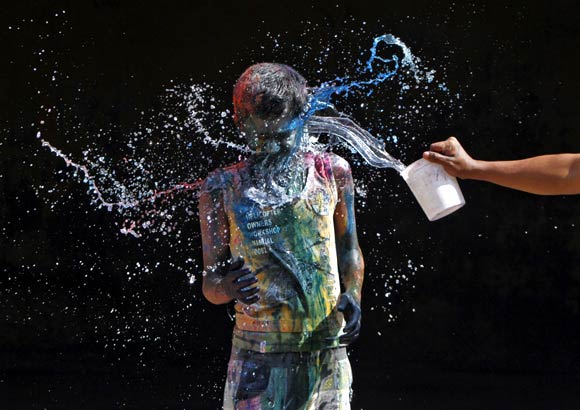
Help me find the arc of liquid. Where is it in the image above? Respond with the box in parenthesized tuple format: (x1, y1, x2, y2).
(281, 34, 434, 172)
(38, 132, 202, 212)
(38, 33, 433, 232)
(307, 116, 405, 172)
(305, 34, 419, 119)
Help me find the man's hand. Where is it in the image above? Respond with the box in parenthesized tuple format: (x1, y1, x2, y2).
(422, 137, 476, 179)
(337, 292, 361, 345)
(219, 257, 260, 305)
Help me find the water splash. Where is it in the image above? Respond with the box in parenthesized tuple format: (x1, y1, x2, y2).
(306, 116, 405, 172)
(39, 130, 204, 237)
(15, 14, 457, 361)
(366, 34, 434, 84)
(283, 34, 437, 172)
(38, 131, 139, 211)
(37, 82, 231, 237)
(39, 33, 446, 235)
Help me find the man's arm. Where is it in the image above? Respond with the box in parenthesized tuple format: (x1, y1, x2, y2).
(199, 185, 259, 305)
(332, 154, 364, 344)
(423, 137, 580, 195)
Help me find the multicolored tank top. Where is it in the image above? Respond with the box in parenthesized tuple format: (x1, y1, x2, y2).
(207, 152, 344, 352)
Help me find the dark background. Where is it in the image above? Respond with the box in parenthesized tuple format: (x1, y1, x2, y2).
(2, 0, 580, 409)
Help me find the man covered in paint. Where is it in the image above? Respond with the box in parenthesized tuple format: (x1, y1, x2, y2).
(199, 63, 364, 409)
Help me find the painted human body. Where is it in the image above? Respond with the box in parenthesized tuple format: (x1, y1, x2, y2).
(199, 63, 363, 409)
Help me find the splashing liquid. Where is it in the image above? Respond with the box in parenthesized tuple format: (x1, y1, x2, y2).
(283, 34, 432, 172)
(307, 116, 405, 172)
(40, 33, 444, 235)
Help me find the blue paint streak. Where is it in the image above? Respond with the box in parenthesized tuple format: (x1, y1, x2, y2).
(282, 34, 411, 133)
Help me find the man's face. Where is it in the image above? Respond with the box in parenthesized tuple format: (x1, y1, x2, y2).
(256, 130, 298, 155)
(247, 110, 300, 154)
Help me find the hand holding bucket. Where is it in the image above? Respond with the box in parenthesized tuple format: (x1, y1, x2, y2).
(400, 158, 465, 221)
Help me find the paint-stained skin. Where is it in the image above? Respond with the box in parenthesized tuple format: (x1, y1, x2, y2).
(200, 62, 364, 409)
(199, 151, 363, 352)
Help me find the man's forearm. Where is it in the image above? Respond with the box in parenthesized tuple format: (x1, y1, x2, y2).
(469, 154, 580, 195)
(202, 272, 233, 305)
(339, 247, 364, 303)
(424, 137, 580, 196)
(201, 258, 233, 305)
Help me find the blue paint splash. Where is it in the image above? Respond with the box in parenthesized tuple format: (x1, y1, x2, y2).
(283, 34, 434, 171)
(38, 32, 443, 233)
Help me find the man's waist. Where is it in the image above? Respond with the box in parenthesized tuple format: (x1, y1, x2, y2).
(232, 326, 343, 353)
(235, 311, 342, 333)
(229, 345, 348, 364)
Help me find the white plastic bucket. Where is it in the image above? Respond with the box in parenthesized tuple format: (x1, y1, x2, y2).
(400, 158, 465, 221)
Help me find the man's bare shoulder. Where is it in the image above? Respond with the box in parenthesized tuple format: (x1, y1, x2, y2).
(327, 153, 352, 180)
(202, 161, 246, 193)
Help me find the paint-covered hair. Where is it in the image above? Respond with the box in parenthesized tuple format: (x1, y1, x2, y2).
(233, 63, 308, 134)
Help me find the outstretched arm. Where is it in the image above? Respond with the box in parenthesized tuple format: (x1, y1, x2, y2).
(423, 137, 580, 195)
(199, 185, 259, 305)
(332, 155, 364, 344)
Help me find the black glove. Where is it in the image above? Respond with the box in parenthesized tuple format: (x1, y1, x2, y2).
(337, 292, 361, 345)
(220, 257, 260, 305)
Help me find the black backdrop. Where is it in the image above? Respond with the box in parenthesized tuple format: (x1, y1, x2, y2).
(2, 1, 580, 409)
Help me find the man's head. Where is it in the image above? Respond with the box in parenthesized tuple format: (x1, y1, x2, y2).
(233, 63, 308, 150)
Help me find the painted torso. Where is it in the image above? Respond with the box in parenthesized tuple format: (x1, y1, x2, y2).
(210, 152, 344, 352)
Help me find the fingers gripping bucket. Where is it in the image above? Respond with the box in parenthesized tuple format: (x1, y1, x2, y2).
(400, 159, 466, 221)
